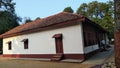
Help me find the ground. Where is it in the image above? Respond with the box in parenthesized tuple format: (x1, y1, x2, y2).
(0, 56, 95, 68)
(0, 45, 115, 68)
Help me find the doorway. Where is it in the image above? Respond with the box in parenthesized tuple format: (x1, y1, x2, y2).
(53, 34, 63, 54)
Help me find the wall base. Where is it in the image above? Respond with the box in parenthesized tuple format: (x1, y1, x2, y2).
(3, 49, 100, 61)
(3, 54, 85, 60)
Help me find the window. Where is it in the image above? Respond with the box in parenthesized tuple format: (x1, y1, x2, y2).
(21, 39, 28, 49)
(6, 41, 12, 50)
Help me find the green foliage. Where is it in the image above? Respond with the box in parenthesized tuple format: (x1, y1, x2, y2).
(35, 17, 40, 20)
(0, 0, 20, 34)
(0, 0, 16, 13)
(24, 17, 32, 23)
(77, 3, 88, 16)
(76, 1, 114, 39)
(0, 0, 20, 52)
(24, 17, 41, 24)
(63, 6, 74, 13)
(0, 11, 19, 33)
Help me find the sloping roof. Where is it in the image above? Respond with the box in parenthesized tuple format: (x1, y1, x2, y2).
(0, 12, 85, 38)
(0, 12, 107, 38)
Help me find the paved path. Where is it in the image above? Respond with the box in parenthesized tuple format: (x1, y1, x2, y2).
(0, 45, 115, 68)
(83, 45, 114, 64)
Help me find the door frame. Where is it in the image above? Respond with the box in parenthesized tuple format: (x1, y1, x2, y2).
(53, 34, 63, 54)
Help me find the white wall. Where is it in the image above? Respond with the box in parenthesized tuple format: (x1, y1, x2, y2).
(3, 23, 84, 54)
(84, 44, 99, 54)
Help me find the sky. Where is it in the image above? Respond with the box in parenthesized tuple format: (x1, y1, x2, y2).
(13, 0, 109, 23)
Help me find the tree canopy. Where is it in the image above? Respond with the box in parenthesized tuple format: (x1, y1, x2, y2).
(0, 0, 21, 52)
(24, 17, 32, 24)
(63, 6, 74, 13)
(0, 0, 15, 13)
(76, 1, 114, 39)
(35, 17, 41, 20)
(0, 0, 20, 34)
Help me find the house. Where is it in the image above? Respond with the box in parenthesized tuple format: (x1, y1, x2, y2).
(0, 12, 108, 61)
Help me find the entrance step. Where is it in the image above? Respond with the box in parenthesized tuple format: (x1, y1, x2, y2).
(51, 53, 63, 61)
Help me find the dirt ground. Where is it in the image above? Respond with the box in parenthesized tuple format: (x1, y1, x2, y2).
(0, 53, 114, 68)
(0, 46, 115, 68)
(0, 57, 94, 68)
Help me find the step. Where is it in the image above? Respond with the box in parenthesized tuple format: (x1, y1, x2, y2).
(51, 57, 62, 61)
(51, 53, 63, 61)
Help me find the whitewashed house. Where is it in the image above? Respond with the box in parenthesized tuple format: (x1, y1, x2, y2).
(0, 12, 108, 61)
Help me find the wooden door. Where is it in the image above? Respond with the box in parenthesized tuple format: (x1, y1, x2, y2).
(55, 38, 63, 54)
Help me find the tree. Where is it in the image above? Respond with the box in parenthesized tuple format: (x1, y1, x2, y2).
(76, 1, 114, 40)
(114, 0, 120, 67)
(24, 17, 32, 23)
(24, 17, 41, 24)
(0, 0, 20, 53)
(0, 0, 20, 33)
(0, 11, 19, 33)
(76, 3, 88, 16)
(35, 17, 41, 20)
(63, 6, 74, 13)
(0, 0, 16, 13)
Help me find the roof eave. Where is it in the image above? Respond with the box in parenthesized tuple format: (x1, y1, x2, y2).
(0, 18, 84, 38)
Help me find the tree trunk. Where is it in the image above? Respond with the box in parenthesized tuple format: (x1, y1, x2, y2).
(114, 0, 120, 67)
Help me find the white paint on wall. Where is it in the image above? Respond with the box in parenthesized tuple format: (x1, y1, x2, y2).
(3, 23, 84, 54)
(84, 44, 99, 54)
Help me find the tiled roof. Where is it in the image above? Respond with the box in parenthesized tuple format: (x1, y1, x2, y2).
(0, 12, 107, 38)
(0, 12, 85, 38)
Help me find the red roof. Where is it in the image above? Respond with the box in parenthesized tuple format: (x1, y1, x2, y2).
(0, 12, 85, 38)
(0, 12, 106, 38)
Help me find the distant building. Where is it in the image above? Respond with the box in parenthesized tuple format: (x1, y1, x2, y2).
(0, 12, 108, 61)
